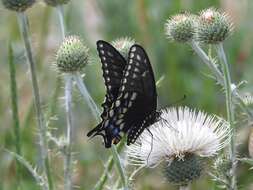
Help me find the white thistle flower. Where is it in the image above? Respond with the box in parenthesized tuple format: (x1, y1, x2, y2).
(127, 107, 230, 167)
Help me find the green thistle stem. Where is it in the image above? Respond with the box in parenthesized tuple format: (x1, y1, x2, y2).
(93, 139, 125, 190)
(190, 41, 224, 85)
(8, 43, 22, 185)
(73, 73, 128, 189)
(56, 5, 66, 39)
(17, 12, 53, 190)
(64, 74, 74, 190)
(73, 73, 101, 122)
(216, 43, 237, 190)
(180, 186, 190, 190)
(190, 41, 253, 119)
(111, 145, 128, 189)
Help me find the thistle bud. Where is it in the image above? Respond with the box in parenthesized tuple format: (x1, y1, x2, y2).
(1, 0, 35, 12)
(165, 13, 196, 43)
(196, 8, 233, 44)
(112, 37, 135, 59)
(56, 36, 89, 73)
(44, 0, 70, 6)
(164, 154, 203, 186)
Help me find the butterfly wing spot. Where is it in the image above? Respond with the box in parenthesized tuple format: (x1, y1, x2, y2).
(127, 65, 132, 70)
(102, 56, 106, 61)
(122, 108, 128, 113)
(104, 120, 109, 127)
(125, 71, 129, 76)
(119, 114, 124, 119)
(121, 86, 125, 91)
(100, 50, 105, 55)
(131, 46, 137, 52)
(116, 119, 123, 125)
(129, 59, 133, 64)
(133, 73, 137, 79)
(99, 43, 103, 48)
(109, 110, 114, 117)
(131, 92, 137, 100)
(120, 123, 125, 129)
(130, 53, 134, 58)
(123, 78, 127, 84)
(105, 70, 109, 74)
(107, 51, 113, 57)
(136, 54, 141, 61)
(134, 68, 140, 73)
(128, 101, 133, 108)
(142, 71, 148, 77)
(115, 100, 121, 107)
(124, 92, 129, 99)
(106, 77, 110, 82)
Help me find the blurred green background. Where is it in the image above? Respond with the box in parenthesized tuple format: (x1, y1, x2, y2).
(1, 0, 253, 189)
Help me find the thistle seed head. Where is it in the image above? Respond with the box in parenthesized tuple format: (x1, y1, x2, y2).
(44, 0, 70, 6)
(165, 13, 196, 43)
(1, 0, 36, 12)
(56, 36, 89, 73)
(164, 154, 204, 186)
(112, 37, 135, 59)
(196, 8, 233, 44)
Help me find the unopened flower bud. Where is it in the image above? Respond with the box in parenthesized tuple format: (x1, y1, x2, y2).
(165, 13, 196, 43)
(196, 8, 233, 44)
(44, 0, 70, 7)
(56, 36, 89, 73)
(112, 37, 135, 59)
(2, 0, 35, 12)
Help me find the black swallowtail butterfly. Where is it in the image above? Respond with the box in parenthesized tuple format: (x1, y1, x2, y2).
(87, 40, 160, 148)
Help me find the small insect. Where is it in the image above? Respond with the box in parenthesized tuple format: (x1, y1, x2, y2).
(87, 40, 160, 148)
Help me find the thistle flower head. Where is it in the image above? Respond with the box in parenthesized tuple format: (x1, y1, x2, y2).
(44, 0, 70, 7)
(196, 8, 233, 44)
(56, 36, 89, 73)
(1, 0, 36, 12)
(165, 13, 196, 43)
(127, 107, 230, 185)
(112, 37, 135, 59)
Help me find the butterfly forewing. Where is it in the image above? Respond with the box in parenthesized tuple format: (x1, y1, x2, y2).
(87, 41, 126, 139)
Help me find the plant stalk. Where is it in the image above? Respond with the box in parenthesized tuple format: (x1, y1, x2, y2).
(179, 186, 190, 190)
(216, 43, 237, 190)
(73, 73, 101, 122)
(56, 5, 66, 39)
(93, 139, 125, 190)
(8, 43, 22, 185)
(190, 41, 253, 119)
(111, 145, 128, 190)
(64, 74, 74, 190)
(17, 12, 53, 190)
(73, 73, 127, 189)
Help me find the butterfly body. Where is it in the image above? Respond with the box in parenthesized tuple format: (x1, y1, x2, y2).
(87, 40, 159, 148)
